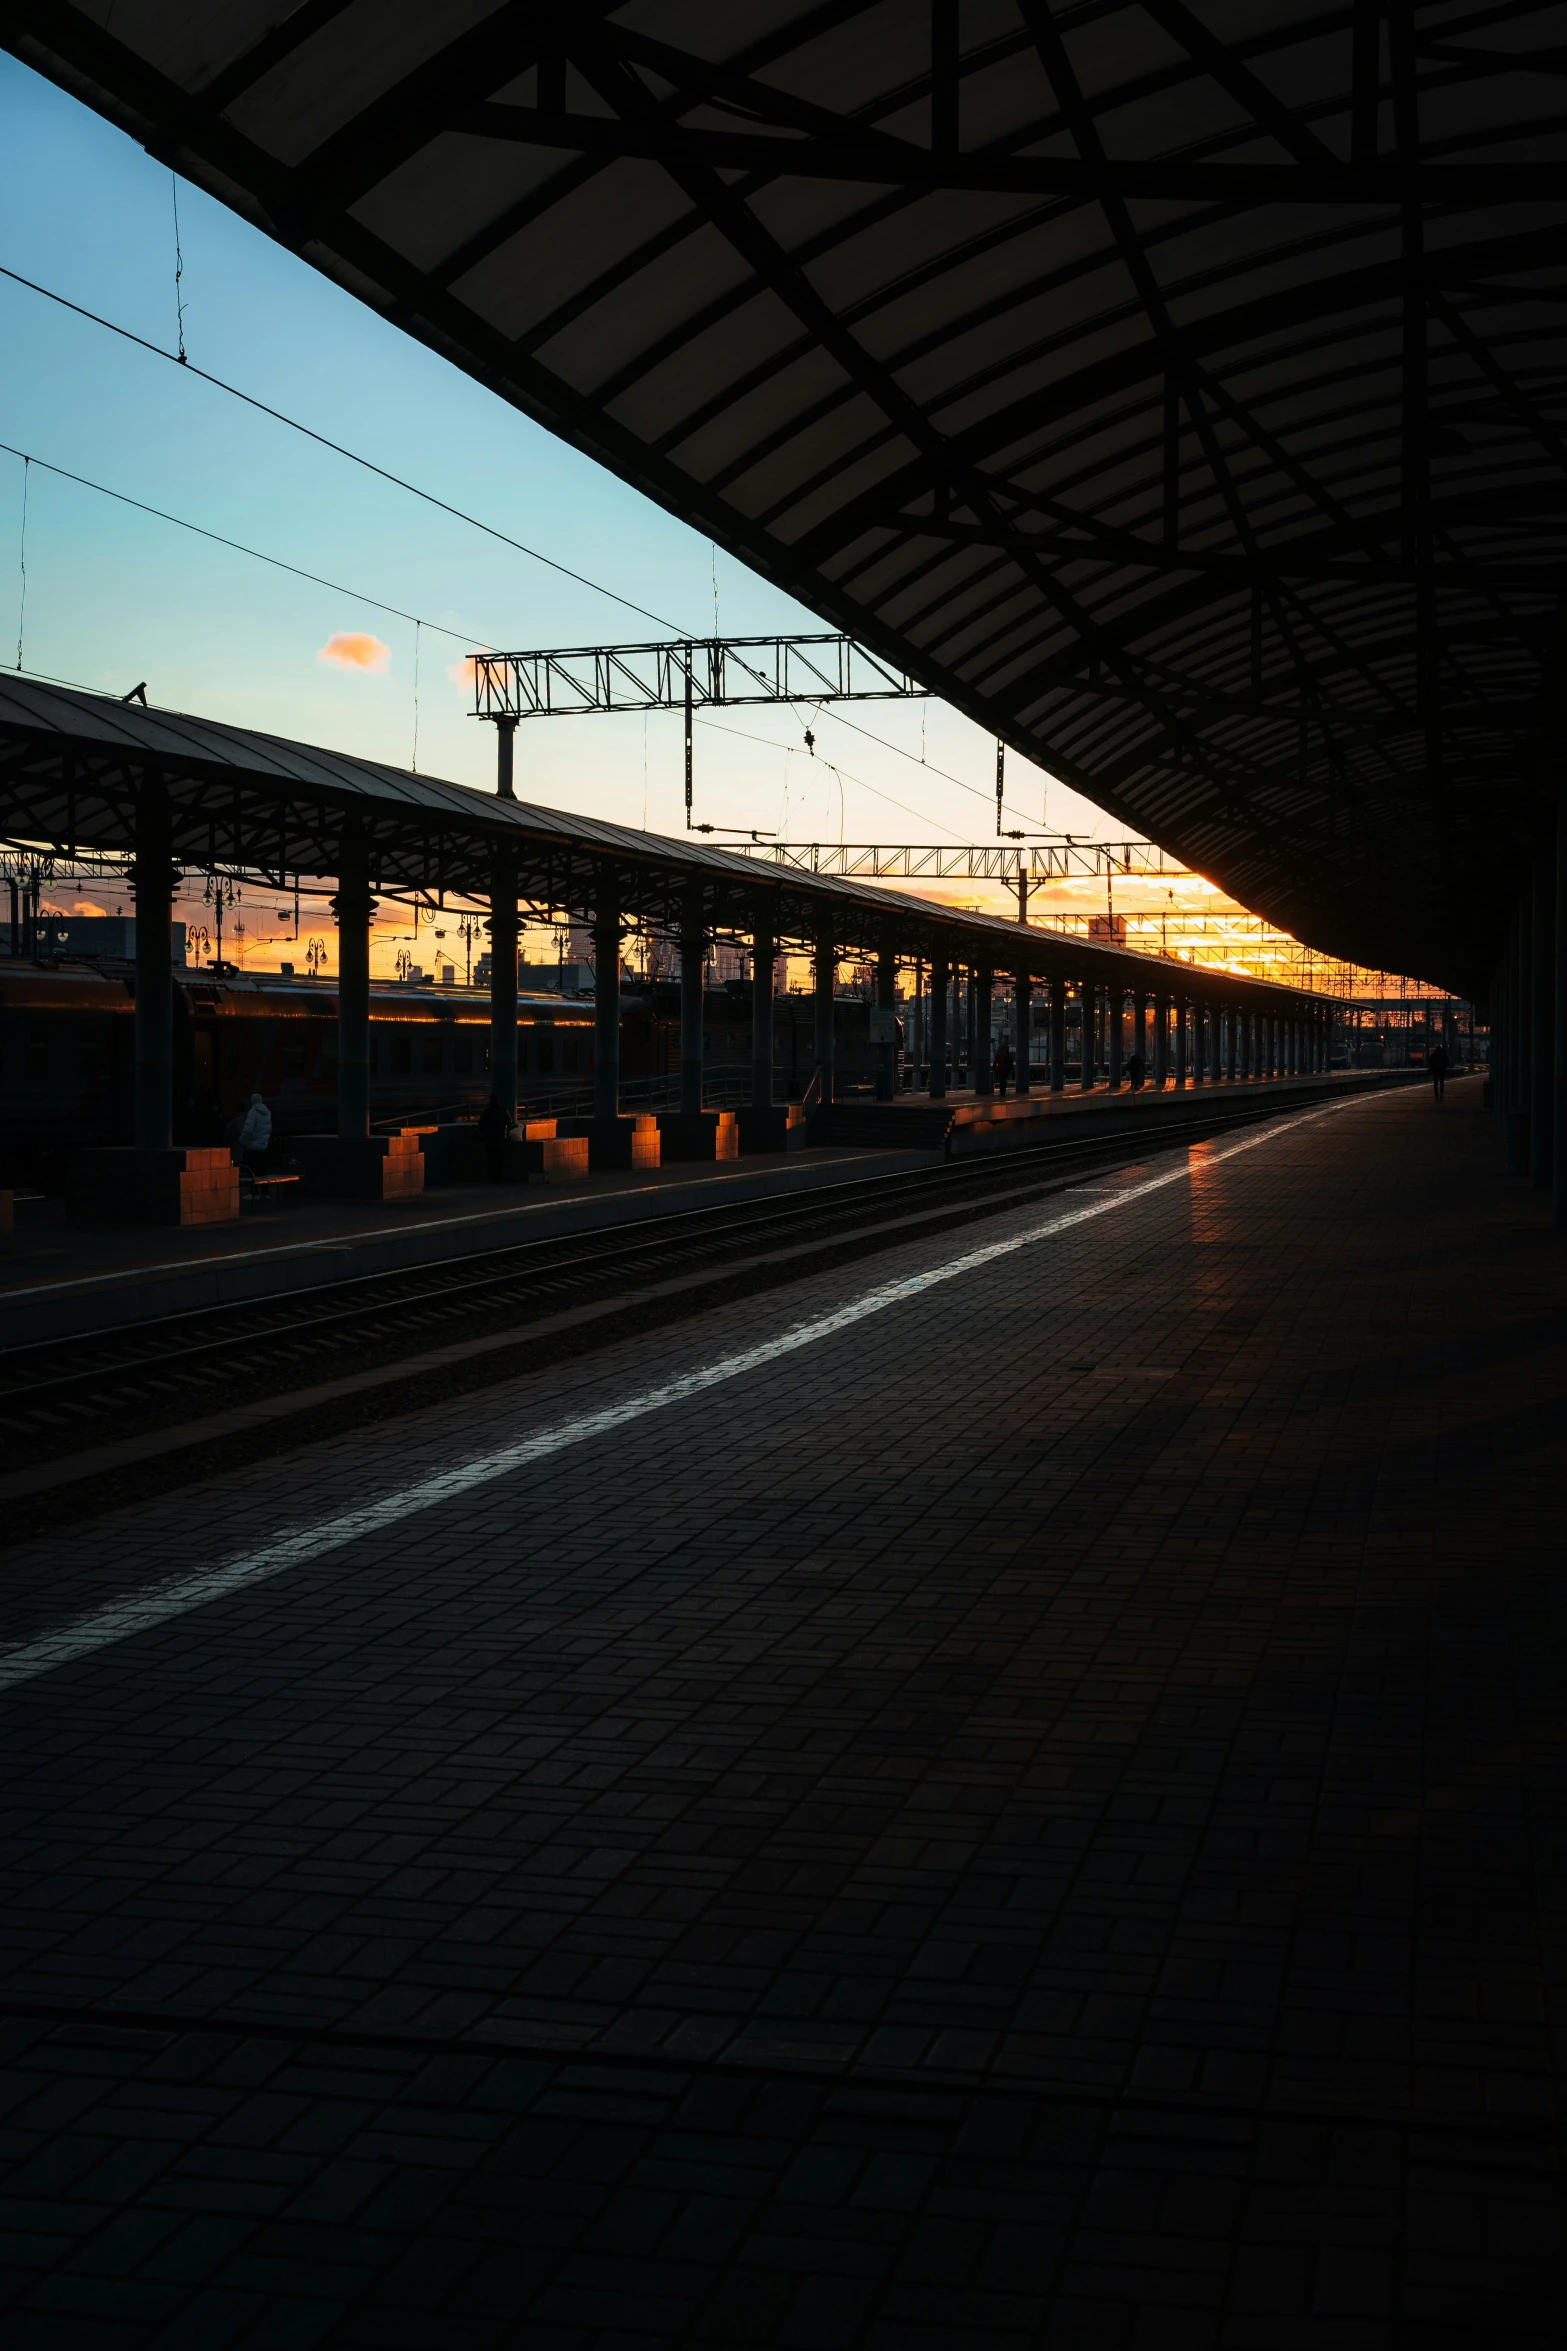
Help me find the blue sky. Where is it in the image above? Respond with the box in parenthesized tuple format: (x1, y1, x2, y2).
(0, 49, 1119, 874)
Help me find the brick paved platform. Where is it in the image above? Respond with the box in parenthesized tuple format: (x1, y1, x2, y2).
(0, 1074, 1559, 2346)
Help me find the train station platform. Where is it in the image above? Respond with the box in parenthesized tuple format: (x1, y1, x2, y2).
(0, 1071, 1557, 2345)
(0, 1071, 1406, 1347)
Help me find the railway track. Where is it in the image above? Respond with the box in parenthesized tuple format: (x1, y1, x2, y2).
(0, 1095, 1310, 1469)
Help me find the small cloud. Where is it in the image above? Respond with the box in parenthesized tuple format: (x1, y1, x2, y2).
(319, 631, 391, 673)
(447, 654, 482, 692)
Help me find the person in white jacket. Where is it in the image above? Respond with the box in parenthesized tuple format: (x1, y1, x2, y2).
(237, 1092, 272, 1172)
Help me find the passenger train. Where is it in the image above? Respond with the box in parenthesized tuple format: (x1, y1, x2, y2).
(0, 959, 896, 1188)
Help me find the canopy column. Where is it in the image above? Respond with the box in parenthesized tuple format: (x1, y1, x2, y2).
(929, 955, 950, 1101)
(131, 774, 176, 1151)
(488, 846, 518, 1128)
(750, 914, 775, 1106)
(1014, 968, 1031, 1096)
(813, 925, 836, 1107)
(1049, 975, 1066, 1091)
(593, 867, 621, 1120)
(1108, 984, 1123, 1089)
(875, 948, 897, 1100)
(1079, 980, 1095, 1090)
(974, 966, 993, 1098)
(680, 883, 705, 1118)
(1153, 992, 1169, 1088)
(333, 819, 373, 1142)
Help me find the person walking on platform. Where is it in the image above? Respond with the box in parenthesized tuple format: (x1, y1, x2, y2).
(993, 1038, 1014, 1099)
(1124, 1049, 1146, 1090)
(1428, 1043, 1449, 1103)
(478, 1091, 511, 1181)
(237, 1090, 272, 1175)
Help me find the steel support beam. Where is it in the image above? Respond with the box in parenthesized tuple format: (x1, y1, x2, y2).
(132, 774, 175, 1152)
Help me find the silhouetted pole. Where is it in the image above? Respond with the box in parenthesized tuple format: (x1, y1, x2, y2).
(333, 818, 373, 1141)
(680, 882, 705, 1118)
(132, 773, 175, 1150)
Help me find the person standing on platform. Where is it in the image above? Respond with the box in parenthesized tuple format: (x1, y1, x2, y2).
(1428, 1043, 1449, 1103)
(238, 1090, 272, 1175)
(1124, 1049, 1146, 1090)
(993, 1038, 1014, 1098)
(478, 1091, 510, 1181)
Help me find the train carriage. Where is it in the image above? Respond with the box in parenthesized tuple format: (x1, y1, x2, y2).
(0, 962, 899, 1188)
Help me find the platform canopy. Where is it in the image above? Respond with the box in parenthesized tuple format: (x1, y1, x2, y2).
(7, 4, 1565, 997)
(0, 671, 1325, 1011)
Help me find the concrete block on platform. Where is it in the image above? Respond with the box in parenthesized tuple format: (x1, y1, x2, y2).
(67, 1146, 240, 1228)
(655, 1110, 739, 1163)
(555, 1115, 661, 1171)
(417, 1123, 488, 1185)
(734, 1105, 807, 1154)
(294, 1132, 426, 1201)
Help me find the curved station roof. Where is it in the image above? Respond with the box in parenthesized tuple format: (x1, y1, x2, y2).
(8, 4, 1565, 997)
(0, 672, 1321, 1012)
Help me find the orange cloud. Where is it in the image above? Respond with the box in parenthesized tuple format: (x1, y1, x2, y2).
(447, 654, 482, 692)
(319, 631, 391, 672)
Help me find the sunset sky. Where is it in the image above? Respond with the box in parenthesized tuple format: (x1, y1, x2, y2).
(2, 49, 1266, 972)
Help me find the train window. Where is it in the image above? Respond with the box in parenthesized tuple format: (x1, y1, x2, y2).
(26, 1030, 46, 1082)
(222, 1037, 239, 1078)
(422, 1030, 443, 1075)
(392, 1031, 412, 1076)
(283, 1044, 305, 1076)
(561, 1035, 579, 1073)
(536, 1029, 554, 1073)
(78, 1039, 99, 1080)
(453, 1031, 473, 1075)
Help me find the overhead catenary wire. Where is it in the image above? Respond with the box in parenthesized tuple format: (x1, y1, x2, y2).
(0, 440, 491, 652)
(0, 258, 1058, 831)
(0, 260, 687, 637)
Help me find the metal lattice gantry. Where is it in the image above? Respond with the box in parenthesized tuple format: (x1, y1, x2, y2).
(470, 636, 920, 720)
(8, 5, 1567, 993)
(471, 633, 925, 832)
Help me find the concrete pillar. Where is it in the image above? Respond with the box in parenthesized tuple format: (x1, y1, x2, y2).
(1108, 984, 1123, 1088)
(1015, 969, 1031, 1096)
(975, 966, 994, 1097)
(593, 869, 621, 1119)
(951, 962, 964, 1086)
(1193, 1003, 1207, 1086)
(876, 948, 897, 1100)
(750, 916, 775, 1106)
(1173, 998, 1187, 1089)
(1532, 849, 1554, 1186)
(333, 821, 373, 1142)
(132, 775, 176, 1151)
(1079, 980, 1095, 1089)
(1227, 1005, 1239, 1082)
(488, 847, 519, 1126)
(680, 884, 705, 1118)
(1134, 991, 1148, 1076)
(813, 926, 836, 1106)
(929, 955, 950, 1100)
(1154, 991, 1169, 1087)
(1050, 974, 1066, 1090)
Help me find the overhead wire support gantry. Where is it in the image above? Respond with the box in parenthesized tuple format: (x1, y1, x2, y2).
(470, 633, 935, 831)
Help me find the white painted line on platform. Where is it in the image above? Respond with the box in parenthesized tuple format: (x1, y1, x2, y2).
(0, 1099, 1359, 1694)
